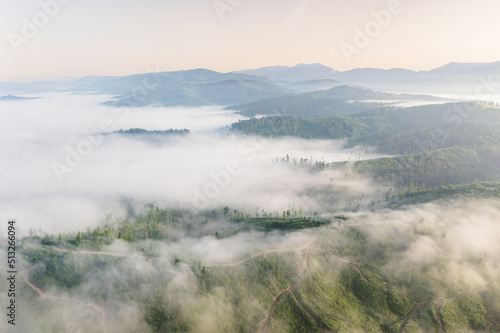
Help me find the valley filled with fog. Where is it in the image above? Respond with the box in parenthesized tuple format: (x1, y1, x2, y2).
(3, 0, 500, 331)
(0, 93, 387, 234)
(0, 66, 499, 333)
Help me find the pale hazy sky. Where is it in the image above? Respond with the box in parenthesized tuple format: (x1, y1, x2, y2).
(1, 0, 499, 81)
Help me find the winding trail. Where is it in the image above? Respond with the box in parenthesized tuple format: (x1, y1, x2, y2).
(258, 250, 311, 333)
(21, 263, 108, 333)
(308, 245, 468, 333)
(16, 231, 474, 333)
(290, 288, 336, 333)
(349, 262, 413, 301)
(435, 301, 446, 332)
(258, 284, 292, 332)
(18, 244, 153, 333)
(258, 232, 321, 333)
(335, 251, 469, 333)
(312, 246, 413, 301)
(398, 290, 470, 333)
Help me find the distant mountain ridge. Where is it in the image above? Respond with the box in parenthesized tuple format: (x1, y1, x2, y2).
(0, 61, 498, 104)
(237, 61, 500, 94)
(332, 61, 500, 93)
(236, 63, 338, 82)
(0, 95, 39, 101)
(105, 77, 294, 107)
(225, 85, 448, 117)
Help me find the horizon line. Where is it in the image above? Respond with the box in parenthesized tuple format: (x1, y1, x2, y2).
(2, 60, 499, 83)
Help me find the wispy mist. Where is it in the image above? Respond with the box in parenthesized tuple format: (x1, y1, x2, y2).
(0, 93, 385, 234)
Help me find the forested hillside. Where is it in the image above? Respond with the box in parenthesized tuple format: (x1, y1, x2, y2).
(226, 86, 448, 117)
(105, 79, 293, 107)
(8, 193, 500, 332)
(232, 102, 500, 190)
(3, 91, 500, 333)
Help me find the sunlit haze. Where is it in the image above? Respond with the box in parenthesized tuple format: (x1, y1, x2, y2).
(1, 0, 499, 80)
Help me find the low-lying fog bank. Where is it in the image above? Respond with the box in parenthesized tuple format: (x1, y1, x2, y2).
(0, 93, 386, 234)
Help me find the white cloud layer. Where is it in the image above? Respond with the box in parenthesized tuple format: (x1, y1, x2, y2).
(0, 93, 385, 234)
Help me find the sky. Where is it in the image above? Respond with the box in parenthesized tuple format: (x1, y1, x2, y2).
(0, 0, 499, 81)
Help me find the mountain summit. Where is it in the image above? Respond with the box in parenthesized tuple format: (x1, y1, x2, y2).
(237, 63, 337, 82)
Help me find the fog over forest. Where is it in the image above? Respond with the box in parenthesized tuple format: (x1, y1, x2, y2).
(0, 93, 386, 235)
(2, 0, 500, 331)
(1, 63, 499, 332)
